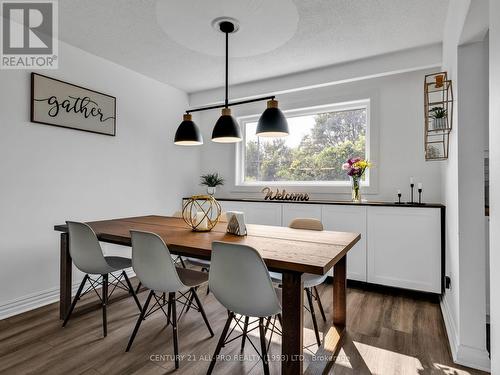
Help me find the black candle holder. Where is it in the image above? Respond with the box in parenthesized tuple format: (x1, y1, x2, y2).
(410, 183, 414, 204)
(396, 193, 402, 204)
(418, 189, 423, 204)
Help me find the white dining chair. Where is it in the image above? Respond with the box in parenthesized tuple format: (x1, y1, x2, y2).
(207, 241, 282, 375)
(184, 211, 228, 294)
(269, 218, 328, 346)
(134, 211, 186, 294)
(125, 230, 214, 370)
(62, 221, 142, 337)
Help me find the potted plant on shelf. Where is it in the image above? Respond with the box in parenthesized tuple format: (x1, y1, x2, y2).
(200, 172, 224, 196)
(429, 107, 447, 130)
(342, 157, 372, 203)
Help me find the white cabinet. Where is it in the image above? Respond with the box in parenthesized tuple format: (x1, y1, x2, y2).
(282, 204, 322, 227)
(321, 205, 367, 282)
(367, 207, 441, 293)
(189, 198, 443, 294)
(219, 201, 283, 226)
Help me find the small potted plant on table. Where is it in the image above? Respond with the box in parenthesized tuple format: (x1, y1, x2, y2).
(200, 172, 224, 196)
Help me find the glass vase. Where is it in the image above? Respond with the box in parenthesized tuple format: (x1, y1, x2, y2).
(351, 176, 361, 203)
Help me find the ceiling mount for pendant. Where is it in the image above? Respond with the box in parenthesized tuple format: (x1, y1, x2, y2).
(211, 17, 240, 34)
(173, 16, 289, 146)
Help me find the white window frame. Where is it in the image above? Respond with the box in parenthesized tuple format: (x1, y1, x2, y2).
(235, 99, 371, 187)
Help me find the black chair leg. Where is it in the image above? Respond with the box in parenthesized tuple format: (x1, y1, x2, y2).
(135, 282, 142, 295)
(167, 293, 172, 326)
(207, 312, 234, 375)
(264, 316, 271, 335)
(126, 290, 154, 351)
(314, 285, 327, 321)
(62, 274, 89, 327)
(179, 256, 186, 268)
(170, 292, 179, 369)
(241, 316, 249, 352)
(190, 288, 214, 336)
(101, 274, 109, 337)
(122, 271, 142, 312)
(259, 317, 270, 375)
(185, 286, 197, 313)
(306, 288, 321, 346)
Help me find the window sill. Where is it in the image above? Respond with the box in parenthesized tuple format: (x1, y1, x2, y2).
(236, 182, 366, 188)
(230, 183, 378, 195)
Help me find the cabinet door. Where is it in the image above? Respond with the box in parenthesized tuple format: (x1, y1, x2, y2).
(321, 205, 367, 282)
(219, 201, 282, 226)
(282, 204, 322, 227)
(367, 207, 441, 293)
(218, 200, 245, 214)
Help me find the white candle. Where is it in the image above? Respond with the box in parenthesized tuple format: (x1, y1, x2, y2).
(418, 183, 423, 189)
(195, 212, 208, 230)
(410, 177, 414, 184)
(397, 189, 401, 195)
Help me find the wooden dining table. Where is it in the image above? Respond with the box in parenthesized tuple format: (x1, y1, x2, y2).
(54, 215, 360, 374)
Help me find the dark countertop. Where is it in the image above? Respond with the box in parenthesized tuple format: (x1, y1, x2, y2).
(183, 196, 445, 209)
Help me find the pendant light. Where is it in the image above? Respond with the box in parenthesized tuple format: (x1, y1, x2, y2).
(174, 17, 288, 145)
(256, 99, 289, 137)
(211, 21, 241, 143)
(174, 114, 203, 145)
(212, 107, 242, 142)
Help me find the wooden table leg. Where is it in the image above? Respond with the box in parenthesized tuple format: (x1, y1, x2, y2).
(59, 232, 72, 320)
(281, 271, 304, 375)
(333, 254, 347, 327)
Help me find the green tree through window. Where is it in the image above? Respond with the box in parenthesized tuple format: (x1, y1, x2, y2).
(243, 107, 367, 183)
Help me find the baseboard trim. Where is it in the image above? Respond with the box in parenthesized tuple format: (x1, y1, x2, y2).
(0, 269, 136, 321)
(440, 294, 491, 372)
(440, 294, 460, 356)
(455, 344, 491, 372)
(325, 277, 441, 302)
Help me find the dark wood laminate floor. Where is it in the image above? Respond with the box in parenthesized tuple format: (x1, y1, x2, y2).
(0, 278, 489, 375)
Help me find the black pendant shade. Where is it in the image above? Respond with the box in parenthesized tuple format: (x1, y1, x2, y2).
(211, 108, 242, 143)
(174, 114, 203, 145)
(256, 99, 289, 137)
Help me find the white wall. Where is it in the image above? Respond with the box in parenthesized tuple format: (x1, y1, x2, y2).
(439, 0, 490, 370)
(0, 41, 199, 317)
(440, 0, 469, 367)
(196, 69, 443, 203)
(190, 44, 442, 105)
(489, 0, 500, 372)
(457, 39, 489, 364)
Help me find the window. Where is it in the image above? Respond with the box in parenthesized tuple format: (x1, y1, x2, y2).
(237, 100, 370, 186)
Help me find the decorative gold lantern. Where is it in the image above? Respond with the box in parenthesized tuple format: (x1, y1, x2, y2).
(182, 195, 222, 232)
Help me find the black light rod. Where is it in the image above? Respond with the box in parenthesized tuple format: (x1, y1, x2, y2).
(186, 95, 276, 114)
(225, 31, 229, 107)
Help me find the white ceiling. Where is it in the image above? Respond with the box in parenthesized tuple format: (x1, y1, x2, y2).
(59, 0, 449, 94)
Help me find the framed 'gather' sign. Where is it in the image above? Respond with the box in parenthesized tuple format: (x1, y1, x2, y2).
(31, 73, 116, 136)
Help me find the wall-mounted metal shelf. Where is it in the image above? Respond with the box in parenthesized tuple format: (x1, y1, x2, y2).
(424, 72, 454, 161)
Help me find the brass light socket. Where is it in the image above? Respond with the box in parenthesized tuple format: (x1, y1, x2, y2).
(267, 99, 279, 108)
(183, 113, 192, 121)
(221, 107, 232, 116)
